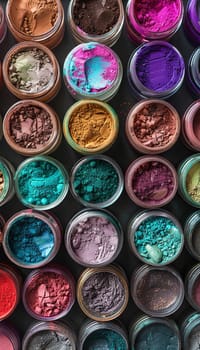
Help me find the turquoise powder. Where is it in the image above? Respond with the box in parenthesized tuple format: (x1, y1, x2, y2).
(83, 329, 127, 350)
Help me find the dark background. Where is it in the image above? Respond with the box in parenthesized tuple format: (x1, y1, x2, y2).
(0, 0, 198, 345)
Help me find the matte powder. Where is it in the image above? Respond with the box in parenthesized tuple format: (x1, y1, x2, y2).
(188, 325, 200, 350)
(26, 330, 72, 350)
(0, 332, 14, 350)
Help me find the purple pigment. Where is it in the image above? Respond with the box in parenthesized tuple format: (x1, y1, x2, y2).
(70, 216, 119, 265)
(187, 0, 200, 33)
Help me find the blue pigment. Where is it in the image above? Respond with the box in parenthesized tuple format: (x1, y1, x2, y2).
(83, 329, 127, 350)
(7, 216, 54, 264)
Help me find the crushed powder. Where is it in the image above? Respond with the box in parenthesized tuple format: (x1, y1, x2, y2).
(186, 162, 200, 203)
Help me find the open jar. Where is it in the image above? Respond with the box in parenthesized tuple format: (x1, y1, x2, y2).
(187, 48, 200, 96)
(0, 322, 20, 350)
(0, 156, 15, 207)
(181, 312, 200, 350)
(184, 211, 200, 260)
(0, 4, 7, 44)
(185, 0, 200, 45)
(185, 264, 200, 312)
(2, 41, 61, 102)
(182, 100, 200, 151)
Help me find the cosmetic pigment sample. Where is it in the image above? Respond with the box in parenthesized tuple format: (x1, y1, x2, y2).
(186, 163, 200, 203)
(0, 333, 13, 350)
(73, 0, 120, 35)
(193, 109, 200, 141)
(192, 223, 200, 256)
(0, 269, 17, 319)
(193, 277, 200, 306)
(26, 330, 72, 350)
(83, 329, 127, 350)
(9, 0, 58, 36)
(188, 325, 200, 350)
(8, 49, 54, 93)
(0, 170, 4, 196)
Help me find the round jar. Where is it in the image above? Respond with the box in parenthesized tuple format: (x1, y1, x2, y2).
(70, 155, 124, 208)
(185, 264, 200, 311)
(181, 312, 200, 350)
(63, 42, 123, 101)
(0, 264, 21, 321)
(22, 266, 75, 321)
(182, 101, 200, 151)
(131, 264, 184, 317)
(63, 100, 119, 154)
(127, 41, 185, 99)
(0, 322, 20, 350)
(22, 321, 77, 350)
(125, 155, 178, 208)
(178, 154, 200, 208)
(125, 99, 181, 154)
(128, 209, 184, 266)
(79, 319, 129, 349)
(65, 209, 123, 267)
(185, 0, 200, 45)
(0, 61, 2, 90)
(2, 209, 62, 269)
(6, 0, 65, 49)
(184, 211, 200, 260)
(0, 156, 15, 207)
(0, 112, 2, 140)
(0, 5, 7, 44)
(130, 315, 181, 350)
(3, 100, 62, 156)
(77, 265, 129, 321)
(68, 0, 124, 47)
(2, 41, 61, 102)
(14, 155, 69, 210)
(187, 48, 200, 96)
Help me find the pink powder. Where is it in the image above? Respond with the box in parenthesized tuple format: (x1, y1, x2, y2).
(0, 332, 13, 350)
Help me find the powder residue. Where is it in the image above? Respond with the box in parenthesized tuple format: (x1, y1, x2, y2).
(83, 329, 127, 350)
(188, 325, 200, 350)
(69, 103, 113, 149)
(0, 270, 17, 319)
(82, 272, 125, 314)
(26, 330, 72, 350)
(134, 0, 181, 33)
(10, 0, 58, 36)
(186, 162, 200, 203)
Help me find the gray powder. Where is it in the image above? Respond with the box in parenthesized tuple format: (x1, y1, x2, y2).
(188, 325, 200, 350)
(26, 330, 72, 350)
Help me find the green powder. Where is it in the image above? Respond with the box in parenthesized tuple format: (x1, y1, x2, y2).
(83, 329, 127, 350)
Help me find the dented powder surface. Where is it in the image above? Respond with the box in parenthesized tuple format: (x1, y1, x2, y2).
(26, 330, 72, 350)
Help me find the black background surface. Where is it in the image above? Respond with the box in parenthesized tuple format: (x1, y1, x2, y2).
(0, 0, 198, 345)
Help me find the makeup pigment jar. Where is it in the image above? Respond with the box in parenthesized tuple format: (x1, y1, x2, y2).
(63, 100, 119, 154)
(182, 100, 200, 152)
(0, 156, 15, 207)
(79, 319, 129, 349)
(127, 41, 185, 99)
(125, 99, 181, 154)
(130, 316, 181, 350)
(0, 322, 20, 350)
(128, 209, 184, 266)
(126, 0, 183, 44)
(185, 0, 200, 45)
(2, 210, 62, 269)
(67, 0, 124, 47)
(70, 155, 124, 208)
(131, 265, 184, 317)
(14, 155, 69, 210)
(65, 209, 123, 267)
(22, 266, 75, 321)
(3, 100, 62, 156)
(6, 0, 65, 49)
(187, 48, 200, 96)
(63, 42, 123, 101)
(3, 41, 61, 102)
(181, 312, 200, 350)
(125, 155, 178, 208)
(178, 154, 200, 208)
(0, 4, 7, 44)
(185, 264, 200, 312)
(22, 321, 77, 350)
(77, 265, 129, 321)
(184, 211, 200, 260)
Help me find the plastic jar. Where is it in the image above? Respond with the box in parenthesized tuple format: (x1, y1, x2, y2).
(2, 41, 61, 102)
(22, 321, 77, 350)
(63, 100, 119, 154)
(70, 155, 124, 208)
(79, 319, 129, 349)
(63, 42, 123, 101)
(6, 0, 65, 49)
(125, 155, 178, 208)
(181, 312, 200, 350)
(178, 154, 200, 208)
(185, 0, 200, 45)
(125, 99, 181, 154)
(14, 155, 69, 210)
(22, 265, 75, 321)
(0, 264, 21, 321)
(0, 4, 7, 44)
(182, 100, 200, 151)
(65, 208, 123, 267)
(128, 209, 184, 266)
(130, 315, 181, 350)
(67, 0, 124, 47)
(2, 209, 62, 269)
(131, 264, 184, 317)
(0, 322, 20, 350)
(185, 264, 200, 311)
(184, 211, 200, 260)
(187, 48, 200, 96)
(127, 41, 185, 99)
(0, 156, 15, 207)
(77, 265, 129, 321)
(126, 0, 183, 44)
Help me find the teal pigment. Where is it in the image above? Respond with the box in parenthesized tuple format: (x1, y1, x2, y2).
(7, 216, 54, 264)
(134, 216, 182, 264)
(73, 160, 119, 203)
(83, 329, 127, 350)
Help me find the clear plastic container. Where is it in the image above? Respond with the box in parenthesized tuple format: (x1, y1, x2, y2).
(67, 0, 124, 47)
(185, 264, 200, 311)
(22, 320, 77, 350)
(128, 209, 184, 266)
(63, 100, 119, 154)
(65, 208, 123, 267)
(0, 156, 15, 207)
(0, 322, 21, 350)
(184, 211, 200, 260)
(70, 155, 124, 208)
(0, 4, 7, 44)
(182, 100, 200, 151)
(187, 48, 200, 96)
(3, 100, 62, 156)
(2, 209, 62, 269)
(63, 42, 123, 101)
(131, 264, 184, 317)
(184, 0, 200, 45)
(6, 0, 65, 49)
(181, 312, 200, 350)
(127, 41, 185, 99)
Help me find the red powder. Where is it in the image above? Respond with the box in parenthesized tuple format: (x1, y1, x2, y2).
(0, 270, 17, 319)
(193, 278, 200, 306)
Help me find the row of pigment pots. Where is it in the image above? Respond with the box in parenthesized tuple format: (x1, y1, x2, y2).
(2, 98, 200, 157)
(1, 0, 200, 47)
(1, 41, 200, 101)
